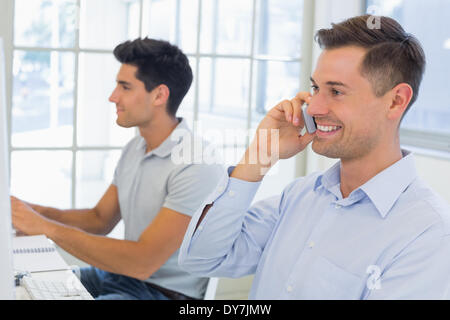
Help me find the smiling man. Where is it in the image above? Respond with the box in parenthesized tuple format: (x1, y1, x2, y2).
(178, 15, 450, 299)
(11, 38, 224, 300)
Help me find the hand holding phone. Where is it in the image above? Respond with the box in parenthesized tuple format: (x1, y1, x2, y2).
(301, 104, 316, 133)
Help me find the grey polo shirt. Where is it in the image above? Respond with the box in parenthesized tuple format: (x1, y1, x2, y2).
(112, 118, 225, 299)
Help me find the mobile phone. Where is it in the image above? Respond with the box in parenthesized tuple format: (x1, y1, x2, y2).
(301, 104, 316, 133)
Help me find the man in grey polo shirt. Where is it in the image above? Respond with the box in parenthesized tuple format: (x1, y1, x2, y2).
(11, 38, 225, 300)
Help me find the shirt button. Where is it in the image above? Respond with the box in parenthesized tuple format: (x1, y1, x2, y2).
(228, 190, 235, 197)
(198, 226, 203, 231)
(286, 285, 293, 292)
(308, 241, 315, 248)
(335, 204, 342, 209)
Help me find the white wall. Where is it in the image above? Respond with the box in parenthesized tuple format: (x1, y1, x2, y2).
(412, 152, 450, 201)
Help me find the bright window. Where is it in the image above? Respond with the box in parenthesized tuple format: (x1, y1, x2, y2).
(367, 0, 450, 152)
(8, 0, 305, 210)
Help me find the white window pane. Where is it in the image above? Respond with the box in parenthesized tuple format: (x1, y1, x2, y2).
(197, 57, 250, 133)
(76, 151, 121, 208)
(368, 0, 450, 135)
(195, 115, 248, 147)
(77, 53, 135, 147)
(198, 57, 250, 120)
(11, 151, 72, 208)
(14, 0, 77, 48)
(178, 0, 199, 53)
(79, 0, 140, 50)
(252, 60, 301, 127)
(200, 0, 253, 55)
(142, 0, 198, 54)
(142, 0, 176, 44)
(198, 58, 249, 130)
(255, 0, 303, 57)
(12, 50, 74, 147)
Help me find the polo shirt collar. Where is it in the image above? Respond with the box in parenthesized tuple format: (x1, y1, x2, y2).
(136, 117, 190, 158)
(314, 149, 417, 219)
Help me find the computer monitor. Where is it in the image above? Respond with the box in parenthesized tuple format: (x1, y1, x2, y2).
(0, 37, 15, 299)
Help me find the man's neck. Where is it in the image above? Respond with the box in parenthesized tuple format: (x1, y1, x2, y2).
(339, 142, 403, 199)
(139, 115, 180, 153)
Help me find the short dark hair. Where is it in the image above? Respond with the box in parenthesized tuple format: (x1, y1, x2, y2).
(113, 37, 193, 116)
(315, 15, 425, 117)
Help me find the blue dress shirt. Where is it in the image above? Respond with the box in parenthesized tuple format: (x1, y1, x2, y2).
(179, 150, 450, 299)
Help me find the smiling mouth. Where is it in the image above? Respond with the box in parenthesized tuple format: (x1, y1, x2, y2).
(316, 124, 342, 132)
(314, 124, 343, 137)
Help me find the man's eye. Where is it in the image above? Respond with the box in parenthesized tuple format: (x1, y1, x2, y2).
(311, 85, 319, 92)
(331, 88, 342, 96)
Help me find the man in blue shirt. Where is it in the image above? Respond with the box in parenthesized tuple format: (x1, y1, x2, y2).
(179, 15, 450, 299)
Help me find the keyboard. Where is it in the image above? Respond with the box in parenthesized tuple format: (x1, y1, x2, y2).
(21, 276, 94, 300)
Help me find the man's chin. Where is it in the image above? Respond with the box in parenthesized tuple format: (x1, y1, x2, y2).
(116, 119, 133, 128)
(311, 140, 342, 159)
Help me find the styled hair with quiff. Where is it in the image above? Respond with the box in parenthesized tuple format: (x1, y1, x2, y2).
(315, 15, 426, 116)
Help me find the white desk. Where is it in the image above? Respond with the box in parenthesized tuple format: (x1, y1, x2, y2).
(13, 235, 91, 300)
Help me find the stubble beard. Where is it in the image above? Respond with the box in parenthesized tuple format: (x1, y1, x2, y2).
(311, 128, 379, 161)
(116, 114, 135, 128)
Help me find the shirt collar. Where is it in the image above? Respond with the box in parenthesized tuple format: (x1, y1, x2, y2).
(314, 160, 341, 192)
(136, 117, 190, 158)
(359, 149, 417, 218)
(314, 149, 418, 219)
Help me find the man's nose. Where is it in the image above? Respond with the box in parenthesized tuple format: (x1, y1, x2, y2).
(307, 94, 328, 117)
(109, 88, 119, 103)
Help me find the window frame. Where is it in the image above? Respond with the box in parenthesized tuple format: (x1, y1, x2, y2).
(364, 0, 450, 156)
(2, 0, 308, 208)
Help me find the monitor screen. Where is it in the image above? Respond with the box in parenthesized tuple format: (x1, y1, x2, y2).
(0, 37, 15, 299)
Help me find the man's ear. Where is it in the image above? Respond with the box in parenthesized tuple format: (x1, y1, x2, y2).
(153, 84, 170, 107)
(387, 83, 413, 121)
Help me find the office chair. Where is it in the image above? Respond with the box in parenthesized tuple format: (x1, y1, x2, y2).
(204, 277, 219, 300)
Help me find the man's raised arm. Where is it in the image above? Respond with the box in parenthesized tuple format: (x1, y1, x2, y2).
(179, 93, 315, 277)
